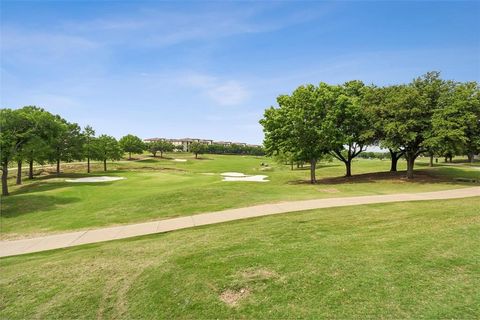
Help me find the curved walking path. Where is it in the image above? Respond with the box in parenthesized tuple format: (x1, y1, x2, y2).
(1, 187, 479, 258)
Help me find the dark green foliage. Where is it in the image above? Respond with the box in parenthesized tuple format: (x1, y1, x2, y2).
(119, 134, 145, 160)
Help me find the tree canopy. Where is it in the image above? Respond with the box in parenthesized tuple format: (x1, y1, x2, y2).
(260, 72, 479, 181)
(119, 134, 144, 159)
(93, 135, 123, 171)
(190, 142, 206, 159)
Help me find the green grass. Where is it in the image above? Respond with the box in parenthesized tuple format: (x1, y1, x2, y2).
(1, 154, 479, 238)
(1, 197, 479, 319)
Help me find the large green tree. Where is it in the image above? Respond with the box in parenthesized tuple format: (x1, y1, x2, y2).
(373, 72, 447, 178)
(363, 85, 405, 172)
(0, 108, 33, 195)
(93, 135, 123, 171)
(328, 81, 375, 177)
(147, 140, 174, 158)
(450, 82, 480, 162)
(260, 84, 333, 183)
(82, 125, 96, 173)
(381, 85, 431, 179)
(21, 136, 51, 180)
(119, 134, 144, 159)
(461, 82, 480, 162)
(190, 142, 206, 159)
(5, 106, 58, 185)
(50, 117, 84, 174)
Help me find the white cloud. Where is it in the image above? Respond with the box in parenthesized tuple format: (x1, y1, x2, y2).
(206, 81, 249, 106)
(181, 72, 250, 106)
(1, 28, 98, 57)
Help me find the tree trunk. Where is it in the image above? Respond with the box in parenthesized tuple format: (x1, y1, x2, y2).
(16, 160, 22, 185)
(290, 162, 294, 170)
(104, 159, 107, 171)
(390, 156, 398, 172)
(129, 152, 132, 160)
(467, 152, 474, 163)
(406, 154, 415, 179)
(87, 157, 91, 173)
(29, 160, 34, 179)
(2, 163, 9, 196)
(449, 155, 453, 163)
(345, 160, 352, 177)
(160, 151, 163, 158)
(56, 159, 61, 175)
(195, 153, 198, 159)
(389, 149, 399, 172)
(309, 158, 317, 184)
(444, 156, 448, 163)
(429, 154, 434, 167)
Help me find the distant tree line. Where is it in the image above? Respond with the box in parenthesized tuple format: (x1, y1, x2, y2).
(260, 72, 480, 183)
(357, 152, 391, 160)
(203, 143, 265, 156)
(144, 141, 265, 158)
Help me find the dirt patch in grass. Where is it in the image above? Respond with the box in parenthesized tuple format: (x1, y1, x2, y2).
(220, 288, 250, 307)
(318, 188, 340, 193)
(219, 268, 279, 307)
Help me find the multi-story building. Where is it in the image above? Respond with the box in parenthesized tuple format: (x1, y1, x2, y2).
(214, 141, 232, 147)
(144, 137, 261, 152)
(144, 137, 215, 152)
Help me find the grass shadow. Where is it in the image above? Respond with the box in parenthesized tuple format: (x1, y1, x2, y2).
(1, 194, 81, 218)
(290, 163, 339, 171)
(287, 170, 474, 185)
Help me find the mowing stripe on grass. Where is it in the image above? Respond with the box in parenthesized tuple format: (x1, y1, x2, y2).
(1, 186, 479, 258)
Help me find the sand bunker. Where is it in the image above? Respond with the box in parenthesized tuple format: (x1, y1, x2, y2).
(221, 172, 248, 177)
(221, 172, 269, 182)
(65, 176, 126, 183)
(173, 159, 187, 162)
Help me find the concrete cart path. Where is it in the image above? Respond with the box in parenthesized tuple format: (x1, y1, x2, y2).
(1, 187, 479, 258)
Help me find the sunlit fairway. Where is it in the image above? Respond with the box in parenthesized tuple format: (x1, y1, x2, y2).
(1, 197, 479, 318)
(2, 154, 479, 239)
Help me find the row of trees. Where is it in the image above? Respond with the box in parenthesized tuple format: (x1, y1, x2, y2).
(260, 72, 479, 183)
(0, 107, 130, 196)
(142, 140, 265, 159)
(188, 142, 265, 158)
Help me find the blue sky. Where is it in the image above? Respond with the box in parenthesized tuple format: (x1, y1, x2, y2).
(1, 1, 479, 144)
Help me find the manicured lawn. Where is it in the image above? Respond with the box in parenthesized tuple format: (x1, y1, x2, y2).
(1, 154, 479, 238)
(1, 198, 479, 319)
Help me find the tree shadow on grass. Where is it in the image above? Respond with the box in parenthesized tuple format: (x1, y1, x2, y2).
(288, 170, 475, 185)
(1, 194, 81, 218)
(290, 163, 340, 171)
(115, 165, 186, 172)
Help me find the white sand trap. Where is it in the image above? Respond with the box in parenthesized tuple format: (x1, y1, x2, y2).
(221, 172, 269, 182)
(221, 172, 248, 177)
(173, 159, 187, 162)
(65, 176, 126, 183)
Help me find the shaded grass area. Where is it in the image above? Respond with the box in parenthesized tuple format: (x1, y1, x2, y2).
(1, 154, 479, 238)
(1, 198, 479, 318)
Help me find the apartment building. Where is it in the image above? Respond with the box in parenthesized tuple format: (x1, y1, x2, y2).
(143, 137, 260, 152)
